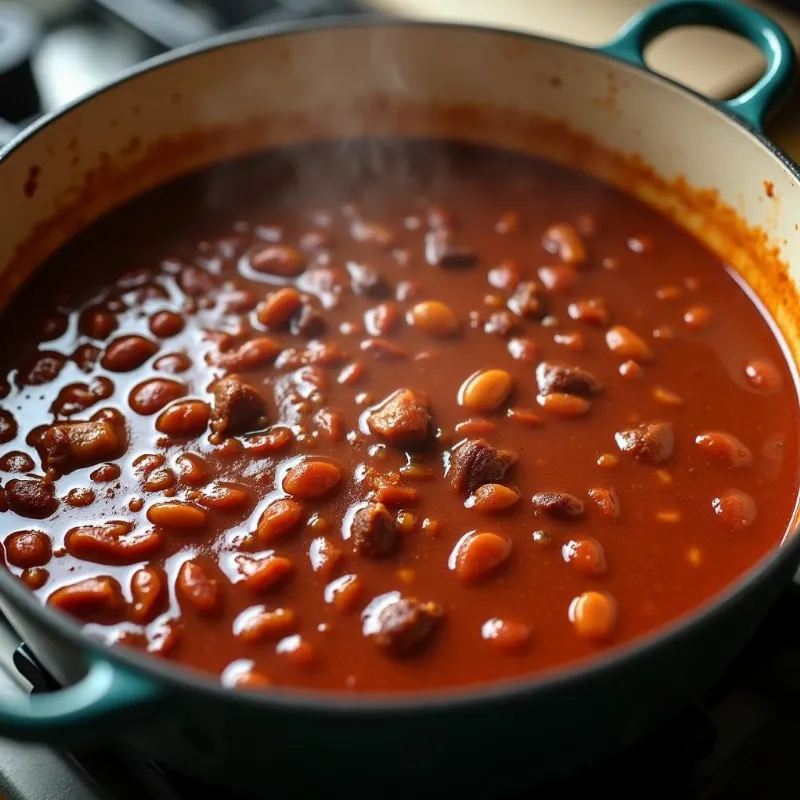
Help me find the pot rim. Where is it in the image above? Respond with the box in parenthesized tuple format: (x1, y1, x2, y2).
(1, 13, 799, 714)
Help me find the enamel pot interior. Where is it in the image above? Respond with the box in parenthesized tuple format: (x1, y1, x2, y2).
(0, 21, 799, 788)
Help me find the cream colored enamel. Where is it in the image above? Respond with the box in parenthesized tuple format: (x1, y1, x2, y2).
(0, 24, 797, 342)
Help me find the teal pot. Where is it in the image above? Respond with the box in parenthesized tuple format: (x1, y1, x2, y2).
(0, 0, 799, 795)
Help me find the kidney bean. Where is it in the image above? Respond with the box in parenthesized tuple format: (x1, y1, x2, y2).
(147, 501, 207, 529)
(66, 522, 162, 564)
(712, 489, 756, 531)
(241, 427, 294, 455)
(628, 234, 654, 253)
(481, 618, 530, 653)
(129, 378, 186, 416)
(21, 567, 48, 590)
(562, 537, 607, 575)
(695, 431, 752, 467)
(744, 359, 783, 394)
(235, 553, 294, 593)
(0, 410, 17, 444)
(225, 289, 258, 313)
(507, 337, 538, 364)
(155, 401, 210, 438)
(605, 325, 652, 362)
(154, 352, 192, 374)
(449, 531, 512, 582)
(218, 338, 281, 372)
(653, 387, 683, 407)
(362, 592, 443, 655)
(90, 463, 121, 483)
(587, 487, 621, 519)
(177, 560, 220, 615)
(250, 244, 305, 277)
(308, 536, 343, 575)
(256, 498, 306, 542)
(66, 486, 95, 507)
(235, 606, 298, 644)
(41, 313, 68, 341)
(231, 668, 271, 689)
(174, 452, 210, 486)
(276, 635, 318, 669)
(360, 337, 408, 361)
(178, 265, 217, 296)
(538, 264, 577, 292)
(131, 566, 164, 623)
(458, 369, 512, 412)
(568, 298, 608, 326)
(531, 492, 584, 517)
(149, 311, 185, 338)
(507, 281, 546, 318)
(536, 392, 590, 418)
(143, 467, 176, 492)
(405, 300, 459, 339)
(619, 360, 643, 380)
(5, 530, 52, 568)
(196, 483, 250, 512)
(453, 418, 496, 438)
(325, 574, 365, 612)
(80, 308, 118, 340)
(20, 352, 66, 385)
(465, 484, 520, 513)
(569, 591, 617, 640)
(488, 260, 521, 291)
(683, 305, 712, 330)
(101, 335, 159, 372)
(282, 458, 341, 499)
(0, 451, 34, 473)
(48, 576, 124, 619)
(542, 223, 587, 265)
(6, 479, 58, 519)
(255, 288, 302, 330)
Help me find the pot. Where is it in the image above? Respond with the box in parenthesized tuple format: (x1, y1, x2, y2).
(0, 0, 798, 795)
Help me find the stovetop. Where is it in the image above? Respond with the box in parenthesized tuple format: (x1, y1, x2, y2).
(2, 1, 800, 798)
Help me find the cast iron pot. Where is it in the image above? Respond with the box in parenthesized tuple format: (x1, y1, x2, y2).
(0, 0, 798, 795)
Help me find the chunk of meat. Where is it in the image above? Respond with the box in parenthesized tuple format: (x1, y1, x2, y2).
(507, 281, 546, 319)
(362, 592, 443, 656)
(366, 389, 430, 448)
(536, 362, 603, 398)
(447, 438, 517, 493)
(615, 421, 674, 463)
(39, 420, 124, 473)
(531, 492, 585, 517)
(347, 502, 398, 557)
(210, 375, 268, 437)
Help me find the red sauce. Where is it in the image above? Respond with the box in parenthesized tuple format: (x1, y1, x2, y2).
(0, 139, 797, 693)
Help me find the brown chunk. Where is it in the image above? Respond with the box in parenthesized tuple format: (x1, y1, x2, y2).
(447, 438, 517, 494)
(101, 336, 159, 372)
(507, 281, 546, 318)
(615, 421, 674, 463)
(536, 362, 603, 398)
(531, 492, 585, 517)
(366, 389, 430, 448)
(249, 244, 305, 277)
(210, 375, 268, 437)
(347, 502, 398, 557)
(291, 305, 327, 339)
(39, 420, 124, 473)
(425, 229, 477, 268)
(4, 530, 52, 568)
(347, 262, 391, 298)
(362, 592, 443, 656)
(6, 479, 58, 519)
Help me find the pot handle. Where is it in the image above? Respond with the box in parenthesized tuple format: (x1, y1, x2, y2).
(599, 0, 797, 131)
(0, 657, 162, 741)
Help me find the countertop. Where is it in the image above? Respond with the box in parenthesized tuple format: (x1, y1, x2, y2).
(363, 0, 800, 161)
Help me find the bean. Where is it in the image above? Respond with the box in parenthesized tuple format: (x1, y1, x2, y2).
(308, 536, 343, 575)
(628, 234, 654, 253)
(744, 359, 783, 394)
(154, 352, 192, 374)
(0, 410, 16, 444)
(568, 298, 608, 326)
(455, 418, 498, 437)
(66, 487, 95, 507)
(465, 483, 520, 513)
(66, 523, 163, 564)
(21, 567, 48, 590)
(495, 211, 520, 235)
(250, 244, 305, 277)
(276, 635, 318, 669)
(6, 479, 58, 518)
(131, 567, 164, 623)
(507, 337, 538, 363)
(155, 401, 210, 438)
(481, 618, 530, 652)
(129, 379, 186, 416)
(531, 492, 584, 517)
(231, 669, 272, 689)
(144, 467, 176, 492)
(653, 386, 683, 406)
(101, 335, 159, 372)
(562, 537, 607, 575)
(536, 392, 590, 418)
(257, 287, 303, 329)
(21, 351, 66, 385)
(196, 483, 250, 512)
(360, 337, 408, 360)
(147, 501, 207, 529)
(458, 369, 512, 412)
(149, 311, 185, 338)
(5, 530, 52, 568)
(543, 223, 587, 265)
(569, 591, 617, 640)
(256, 498, 306, 542)
(695, 431, 752, 467)
(488, 260, 521, 291)
(177, 560, 220, 615)
(282, 458, 341, 499)
(324, 574, 365, 612)
(506, 407, 543, 426)
(241, 427, 294, 455)
(0, 451, 34, 473)
(554, 332, 585, 351)
(48, 576, 123, 619)
(538, 265, 576, 292)
(712, 489, 756, 531)
(225, 289, 258, 313)
(656, 285, 683, 301)
(408, 301, 458, 338)
(236, 554, 294, 593)
(364, 302, 400, 337)
(350, 219, 395, 249)
(175, 452, 210, 486)
(587, 487, 621, 519)
(90, 463, 121, 483)
(235, 606, 297, 644)
(337, 362, 366, 386)
(218, 337, 281, 371)
(619, 360, 643, 379)
(81, 308, 118, 340)
(683, 305, 712, 330)
(448, 531, 512, 582)
(605, 325, 652, 362)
